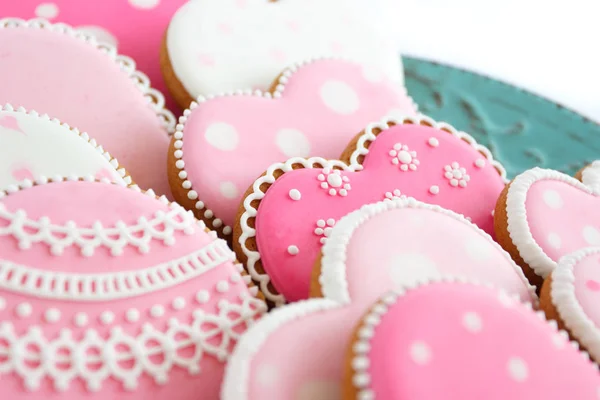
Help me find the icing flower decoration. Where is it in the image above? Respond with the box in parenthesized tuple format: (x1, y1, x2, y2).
(221, 198, 536, 400)
(494, 163, 600, 286)
(345, 281, 600, 399)
(444, 161, 470, 187)
(167, 58, 416, 238)
(0, 178, 265, 399)
(389, 142, 419, 171)
(235, 115, 508, 305)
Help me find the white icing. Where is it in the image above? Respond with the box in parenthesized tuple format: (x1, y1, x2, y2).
(220, 181, 239, 199)
(542, 189, 563, 209)
(507, 357, 529, 382)
(317, 168, 351, 197)
(427, 137, 439, 148)
(287, 245, 299, 256)
(44, 308, 61, 323)
(205, 122, 239, 151)
(462, 311, 483, 333)
(385, 189, 405, 200)
(444, 162, 470, 188)
(583, 226, 600, 245)
(74, 312, 89, 327)
(100, 311, 115, 325)
(319, 80, 360, 115)
(196, 290, 210, 304)
(410, 340, 432, 365)
(475, 158, 486, 168)
(429, 185, 440, 195)
(16, 302, 32, 318)
(289, 189, 302, 201)
(276, 128, 311, 158)
(0, 105, 130, 190)
(35, 3, 59, 19)
(581, 161, 600, 192)
(166, 0, 403, 97)
(389, 143, 419, 171)
(547, 232, 562, 249)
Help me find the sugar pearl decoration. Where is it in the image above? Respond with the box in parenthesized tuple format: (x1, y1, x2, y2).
(428, 137, 439, 147)
(289, 189, 302, 201)
(196, 290, 210, 303)
(288, 245, 300, 255)
(429, 185, 440, 195)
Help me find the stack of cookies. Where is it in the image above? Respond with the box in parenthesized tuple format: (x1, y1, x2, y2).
(0, 1, 599, 399)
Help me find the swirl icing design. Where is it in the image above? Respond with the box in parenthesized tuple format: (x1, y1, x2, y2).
(236, 116, 507, 304)
(0, 19, 175, 197)
(0, 179, 265, 399)
(497, 165, 600, 283)
(0, 105, 129, 190)
(347, 282, 600, 399)
(173, 58, 416, 235)
(165, 0, 403, 101)
(221, 199, 536, 400)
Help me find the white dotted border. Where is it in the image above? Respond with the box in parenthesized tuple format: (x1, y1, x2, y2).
(170, 56, 417, 237)
(0, 103, 132, 189)
(238, 115, 509, 306)
(350, 277, 598, 400)
(504, 167, 600, 279)
(0, 18, 176, 134)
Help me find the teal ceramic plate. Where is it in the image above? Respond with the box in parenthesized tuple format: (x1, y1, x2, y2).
(404, 57, 600, 179)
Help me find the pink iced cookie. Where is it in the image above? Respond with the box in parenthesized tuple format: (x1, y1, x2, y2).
(171, 58, 416, 236)
(0, 104, 130, 190)
(236, 116, 508, 304)
(0, 178, 265, 399)
(6, 0, 186, 112)
(0, 18, 176, 197)
(220, 199, 536, 400)
(495, 164, 600, 284)
(543, 247, 600, 363)
(347, 281, 600, 400)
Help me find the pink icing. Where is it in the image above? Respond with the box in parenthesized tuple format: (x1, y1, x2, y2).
(254, 124, 505, 301)
(0, 25, 172, 197)
(364, 283, 600, 399)
(572, 252, 600, 327)
(0, 181, 264, 399)
(180, 59, 416, 228)
(6, 0, 187, 112)
(227, 201, 535, 400)
(527, 179, 600, 260)
(0, 114, 24, 133)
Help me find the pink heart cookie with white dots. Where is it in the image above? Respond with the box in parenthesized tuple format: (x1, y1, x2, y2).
(0, 178, 265, 399)
(220, 199, 536, 400)
(169, 58, 416, 237)
(0, 18, 175, 197)
(541, 247, 600, 364)
(346, 281, 600, 400)
(495, 164, 600, 286)
(235, 115, 508, 304)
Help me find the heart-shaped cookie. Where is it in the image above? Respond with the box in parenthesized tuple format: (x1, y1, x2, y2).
(0, 104, 130, 190)
(0, 178, 265, 399)
(235, 116, 508, 304)
(540, 247, 600, 363)
(345, 281, 600, 400)
(169, 58, 416, 236)
(0, 18, 175, 196)
(495, 165, 600, 286)
(221, 199, 536, 399)
(162, 0, 403, 107)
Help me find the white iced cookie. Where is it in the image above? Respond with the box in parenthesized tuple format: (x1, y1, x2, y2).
(0, 104, 130, 190)
(163, 0, 403, 107)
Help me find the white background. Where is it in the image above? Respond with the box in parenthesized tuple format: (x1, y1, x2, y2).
(360, 0, 600, 123)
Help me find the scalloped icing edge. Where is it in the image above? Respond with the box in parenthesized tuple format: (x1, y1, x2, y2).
(319, 197, 538, 305)
(505, 167, 600, 279)
(550, 247, 600, 363)
(349, 276, 598, 400)
(171, 56, 418, 238)
(0, 177, 262, 300)
(237, 114, 509, 305)
(0, 103, 133, 190)
(0, 18, 176, 134)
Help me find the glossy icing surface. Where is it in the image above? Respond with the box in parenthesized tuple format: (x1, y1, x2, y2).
(0, 21, 173, 196)
(166, 0, 403, 97)
(178, 58, 415, 230)
(0, 107, 126, 190)
(249, 121, 506, 302)
(358, 283, 600, 399)
(0, 180, 265, 399)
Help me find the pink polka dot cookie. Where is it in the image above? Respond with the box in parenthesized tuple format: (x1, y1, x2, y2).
(6, 0, 187, 112)
(0, 104, 131, 190)
(220, 199, 536, 399)
(346, 281, 600, 399)
(162, 0, 403, 108)
(495, 165, 600, 286)
(169, 58, 416, 238)
(235, 116, 508, 305)
(0, 18, 176, 197)
(541, 247, 600, 363)
(0, 178, 265, 399)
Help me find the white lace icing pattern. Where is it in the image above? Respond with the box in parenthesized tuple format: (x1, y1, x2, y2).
(0, 296, 266, 392)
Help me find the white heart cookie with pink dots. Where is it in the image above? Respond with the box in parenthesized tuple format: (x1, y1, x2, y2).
(221, 198, 536, 400)
(236, 115, 508, 305)
(170, 58, 416, 236)
(164, 0, 402, 101)
(0, 178, 265, 399)
(0, 104, 130, 191)
(496, 165, 600, 283)
(347, 281, 600, 399)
